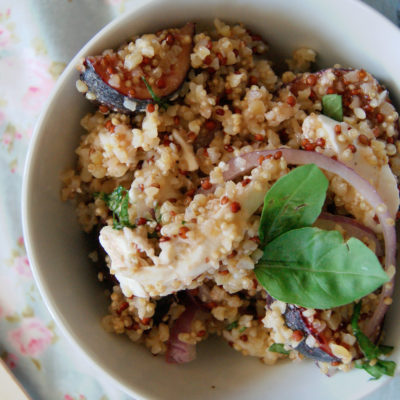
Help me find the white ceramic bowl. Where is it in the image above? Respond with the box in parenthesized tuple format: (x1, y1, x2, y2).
(22, 0, 400, 399)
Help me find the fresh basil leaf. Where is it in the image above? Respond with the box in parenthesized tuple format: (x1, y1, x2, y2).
(101, 186, 135, 230)
(141, 76, 169, 110)
(322, 94, 343, 122)
(355, 359, 396, 380)
(226, 321, 238, 331)
(255, 227, 388, 309)
(259, 164, 328, 245)
(351, 302, 393, 359)
(269, 343, 289, 355)
(239, 326, 247, 333)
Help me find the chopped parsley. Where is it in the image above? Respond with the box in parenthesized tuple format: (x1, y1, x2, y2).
(269, 343, 290, 355)
(154, 203, 162, 223)
(351, 302, 396, 380)
(147, 231, 159, 239)
(226, 321, 238, 331)
(96, 186, 135, 230)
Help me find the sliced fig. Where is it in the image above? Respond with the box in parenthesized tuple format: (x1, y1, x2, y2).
(284, 304, 340, 363)
(152, 294, 174, 326)
(288, 68, 399, 140)
(79, 22, 195, 113)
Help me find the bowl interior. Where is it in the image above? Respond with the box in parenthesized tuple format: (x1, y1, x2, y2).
(23, 0, 400, 399)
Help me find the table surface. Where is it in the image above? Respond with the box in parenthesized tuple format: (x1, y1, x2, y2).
(0, 1, 399, 399)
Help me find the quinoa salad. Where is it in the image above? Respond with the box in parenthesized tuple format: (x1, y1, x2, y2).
(62, 20, 399, 377)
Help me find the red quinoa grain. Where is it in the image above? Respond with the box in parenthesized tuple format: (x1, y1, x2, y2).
(348, 144, 357, 153)
(286, 96, 296, 106)
(156, 76, 166, 89)
(205, 120, 217, 130)
(230, 201, 241, 213)
(376, 113, 385, 123)
(147, 103, 155, 113)
(224, 144, 234, 152)
(306, 74, 317, 86)
(117, 302, 129, 315)
(201, 179, 213, 190)
(105, 120, 115, 133)
(221, 196, 229, 205)
(358, 134, 371, 146)
(179, 226, 189, 239)
(165, 33, 175, 45)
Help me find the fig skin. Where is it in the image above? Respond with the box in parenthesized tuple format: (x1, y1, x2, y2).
(79, 23, 195, 114)
(284, 304, 340, 363)
(80, 60, 146, 113)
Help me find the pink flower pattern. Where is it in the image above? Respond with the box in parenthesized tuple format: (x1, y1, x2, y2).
(14, 255, 32, 278)
(8, 318, 53, 357)
(0, 3, 139, 400)
(3, 352, 18, 369)
(0, 24, 12, 48)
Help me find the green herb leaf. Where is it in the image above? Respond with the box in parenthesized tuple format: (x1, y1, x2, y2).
(322, 94, 343, 122)
(351, 302, 396, 379)
(239, 326, 247, 333)
(355, 360, 396, 380)
(147, 231, 159, 239)
(269, 343, 290, 355)
(226, 321, 238, 331)
(351, 302, 394, 360)
(154, 203, 162, 223)
(258, 164, 328, 245)
(255, 227, 388, 309)
(377, 345, 394, 356)
(100, 186, 135, 230)
(141, 76, 169, 110)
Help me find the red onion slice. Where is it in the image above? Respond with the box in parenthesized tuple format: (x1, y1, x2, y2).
(316, 212, 383, 256)
(224, 148, 396, 339)
(166, 297, 201, 364)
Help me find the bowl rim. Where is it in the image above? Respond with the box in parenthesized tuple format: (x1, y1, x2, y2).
(21, 0, 400, 399)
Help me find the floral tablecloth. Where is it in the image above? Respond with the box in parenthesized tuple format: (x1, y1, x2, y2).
(0, 1, 399, 399)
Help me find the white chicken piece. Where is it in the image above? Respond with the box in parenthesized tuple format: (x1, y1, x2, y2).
(302, 114, 399, 221)
(100, 160, 288, 298)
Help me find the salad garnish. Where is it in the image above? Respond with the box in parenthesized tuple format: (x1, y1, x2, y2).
(352, 302, 396, 379)
(322, 94, 343, 121)
(141, 76, 169, 110)
(254, 165, 388, 309)
(96, 186, 134, 230)
(259, 164, 328, 245)
(269, 343, 290, 355)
